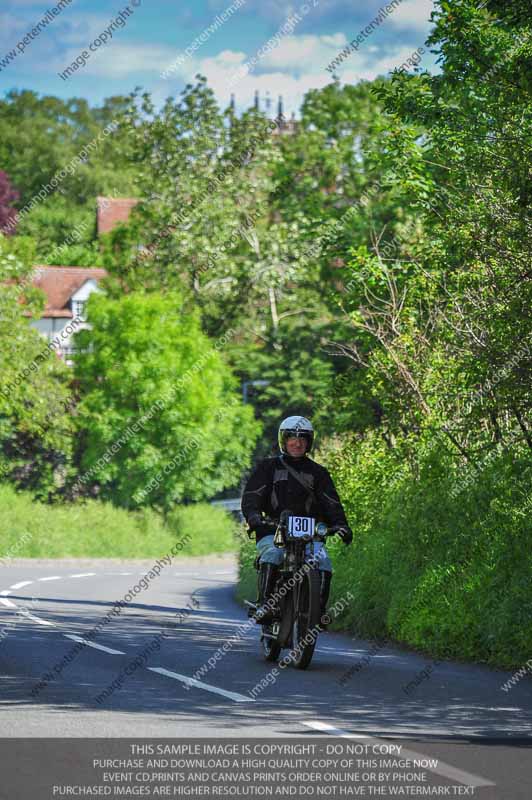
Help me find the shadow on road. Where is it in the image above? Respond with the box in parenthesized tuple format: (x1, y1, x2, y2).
(1, 580, 532, 746)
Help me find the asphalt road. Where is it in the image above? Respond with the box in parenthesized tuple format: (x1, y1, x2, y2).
(1, 556, 531, 798)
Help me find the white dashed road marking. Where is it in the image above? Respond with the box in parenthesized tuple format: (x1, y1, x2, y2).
(0, 590, 15, 607)
(2, 568, 262, 706)
(1, 567, 256, 711)
(18, 610, 55, 626)
(64, 634, 125, 656)
(303, 721, 496, 787)
(69, 573, 97, 578)
(149, 667, 254, 703)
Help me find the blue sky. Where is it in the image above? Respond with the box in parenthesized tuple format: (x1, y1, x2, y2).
(0, 0, 438, 114)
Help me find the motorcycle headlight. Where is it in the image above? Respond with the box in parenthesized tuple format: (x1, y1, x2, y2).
(316, 522, 328, 537)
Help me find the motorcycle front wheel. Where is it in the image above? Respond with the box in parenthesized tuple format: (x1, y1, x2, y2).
(290, 568, 321, 670)
(261, 622, 282, 661)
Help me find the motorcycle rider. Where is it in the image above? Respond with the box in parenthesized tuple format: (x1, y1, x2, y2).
(242, 415, 353, 626)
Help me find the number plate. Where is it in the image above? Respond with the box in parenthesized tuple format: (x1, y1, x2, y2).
(287, 515, 315, 537)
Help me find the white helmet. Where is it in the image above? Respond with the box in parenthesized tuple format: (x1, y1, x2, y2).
(278, 415, 314, 454)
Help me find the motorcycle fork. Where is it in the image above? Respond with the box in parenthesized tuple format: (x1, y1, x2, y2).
(276, 568, 295, 648)
(278, 556, 305, 648)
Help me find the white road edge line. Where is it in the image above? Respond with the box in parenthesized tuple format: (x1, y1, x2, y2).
(18, 610, 55, 626)
(10, 581, 34, 589)
(149, 667, 254, 703)
(69, 573, 97, 578)
(0, 597, 16, 608)
(303, 721, 495, 788)
(38, 576, 61, 581)
(64, 634, 125, 655)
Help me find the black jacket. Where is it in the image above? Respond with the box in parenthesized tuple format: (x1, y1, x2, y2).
(241, 453, 350, 542)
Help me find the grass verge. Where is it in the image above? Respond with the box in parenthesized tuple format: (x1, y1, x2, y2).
(0, 484, 238, 559)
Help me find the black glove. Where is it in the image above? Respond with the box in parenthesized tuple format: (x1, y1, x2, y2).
(247, 513, 263, 532)
(334, 526, 353, 545)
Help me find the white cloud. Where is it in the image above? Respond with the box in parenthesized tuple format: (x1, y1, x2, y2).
(258, 34, 347, 73)
(155, 30, 432, 116)
(0, 8, 104, 50)
(0, 8, 144, 73)
(58, 42, 178, 79)
(340, 43, 431, 85)
(149, 41, 331, 114)
(178, 37, 341, 111)
(387, 0, 435, 33)
(1, 0, 435, 115)
(209, 0, 437, 36)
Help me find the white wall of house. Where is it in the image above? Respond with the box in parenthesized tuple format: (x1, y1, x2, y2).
(30, 278, 102, 361)
(32, 317, 70, 339)
(70, 279, 101, 317)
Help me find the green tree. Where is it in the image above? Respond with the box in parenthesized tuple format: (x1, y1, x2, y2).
(0, 90, 135, 209)
(73, 290, 260, 512)
(330, 0, 532, 458)
(0, 90, 136, 259)
(0, 234, 74, 497)
(102, 79, 394, 449)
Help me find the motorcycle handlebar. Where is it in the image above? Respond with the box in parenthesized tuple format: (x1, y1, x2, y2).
(248, 515, 344, 540)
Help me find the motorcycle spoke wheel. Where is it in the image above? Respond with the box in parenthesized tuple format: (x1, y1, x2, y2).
(261, 623, 281, 662)
(290, 569, 321, 670)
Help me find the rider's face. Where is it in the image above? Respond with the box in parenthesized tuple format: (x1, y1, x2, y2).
(286, 436, 307, 457)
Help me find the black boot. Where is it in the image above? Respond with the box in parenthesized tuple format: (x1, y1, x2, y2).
(318, 571, 332, 630)
(254, 562, 279, 624)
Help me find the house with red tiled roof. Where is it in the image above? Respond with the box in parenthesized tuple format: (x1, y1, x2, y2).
(97, 196, 138, 236)
(29, 196, 138, 363)
(30, 266, 107, 362)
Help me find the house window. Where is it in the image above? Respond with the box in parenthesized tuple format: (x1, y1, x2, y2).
(72, 300, 85, 320)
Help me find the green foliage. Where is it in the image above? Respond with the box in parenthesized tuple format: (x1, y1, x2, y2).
(322, 433, 532, 668)
(236, 0, 531, 670)
(0, 90, 135, 208)
(17, 196, 96, 258)
(356, 0, 532, 451)
(73, 290, 260, 511)
(101, 79, 392, 454)
(0, 484, 236, 558)
(237, 434, 532, 667)
(168, 504, 240, 555)
(0, 235, 74, 497)
(228, 316, 337, 456)
(235, 531, 257, 605)
(1, 2, 530, 672)
(0, 90, 136, 261)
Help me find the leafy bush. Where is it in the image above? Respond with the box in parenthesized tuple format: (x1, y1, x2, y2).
(167, 503, 240, 556)
(0, 235, 74, 498)
(324, 434, 532, 668)
(235, 531, 257, 605)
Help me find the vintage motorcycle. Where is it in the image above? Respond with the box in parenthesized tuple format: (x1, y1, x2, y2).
(245, 510, 339, 670)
